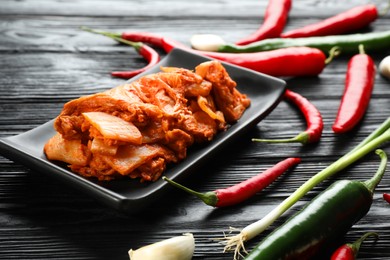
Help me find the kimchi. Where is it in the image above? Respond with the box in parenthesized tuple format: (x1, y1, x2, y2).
(44, 61, 250, 182)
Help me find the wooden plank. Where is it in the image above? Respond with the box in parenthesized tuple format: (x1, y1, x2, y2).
(0, 0, 390, 259)
(0, 0, 384, 17)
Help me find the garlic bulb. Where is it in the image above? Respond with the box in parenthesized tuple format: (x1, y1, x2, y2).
(379, 55, 390, 79)
(190, 34, 226, 52)
(129, 233, 195, 260)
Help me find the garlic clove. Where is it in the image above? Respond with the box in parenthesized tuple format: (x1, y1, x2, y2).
(379, 56, 390, 80)
(129, 233, 195, 260)
(190, 34, 226, 52)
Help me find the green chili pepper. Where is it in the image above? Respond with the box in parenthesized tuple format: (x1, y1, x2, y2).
(218, 30, 390, 54)
(244, 149, 387, 260)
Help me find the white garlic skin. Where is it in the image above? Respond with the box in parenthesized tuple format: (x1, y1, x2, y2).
(379, 56, 390, 79)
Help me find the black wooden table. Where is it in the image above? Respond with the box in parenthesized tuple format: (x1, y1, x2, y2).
(1, 0, 389, 259)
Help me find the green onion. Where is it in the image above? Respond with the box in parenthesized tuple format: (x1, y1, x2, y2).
(129, 233, 195, 260)
(222, 117, 390, 259)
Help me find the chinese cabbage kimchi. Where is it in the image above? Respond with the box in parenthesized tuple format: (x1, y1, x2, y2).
(44, 61, 250, 182)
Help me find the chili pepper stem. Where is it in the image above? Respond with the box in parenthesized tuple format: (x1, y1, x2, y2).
(252, 131, 309, 144)
(358, 43, 365, 54)
(222, 122, 390, 258)
(365, 150, 388, 193)
(80, 26, 143, 51)
(162, 176, 218, 206)
(325, 46, 341, 64)
(350, 232, 378, 256)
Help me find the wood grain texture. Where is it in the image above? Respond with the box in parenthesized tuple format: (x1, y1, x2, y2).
(0, 0, 390, 259)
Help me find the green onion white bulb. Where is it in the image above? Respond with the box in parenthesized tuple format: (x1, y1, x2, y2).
(190, 34, 225, 52)
(129, 233, 195, 260)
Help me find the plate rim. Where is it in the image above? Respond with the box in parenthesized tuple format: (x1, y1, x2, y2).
(0, 48, 286, 212)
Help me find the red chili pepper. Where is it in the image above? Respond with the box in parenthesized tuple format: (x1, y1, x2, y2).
(162, 157, 300, 207)
(161, 35, 329, 77)
(235, 0, 292, 45)
(332, 45, 376, 134)
(80, 27, 160, 79)
(103, 30, 329, 77)
(252, 89, 323, 144)
(110, 44, 160, 79)
(197, 46, 328, 77)
(120, 31, 166, 50)
(121, 31, 165, 47)
(384, 193, 390, 204)
(281, 4, 378, 38)
(331, 232, 378, 260)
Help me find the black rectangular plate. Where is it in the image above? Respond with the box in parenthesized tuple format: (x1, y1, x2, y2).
(0, 48, 286, 212)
